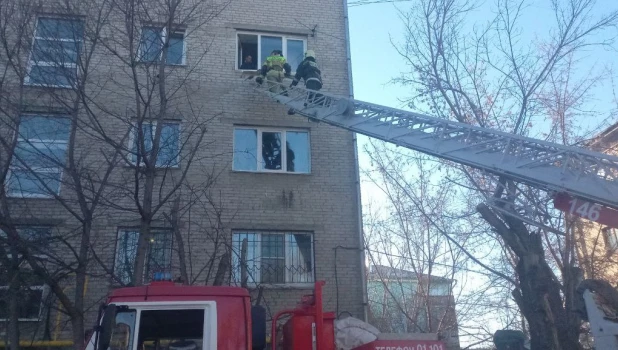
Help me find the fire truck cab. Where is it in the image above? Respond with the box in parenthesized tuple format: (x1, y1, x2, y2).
(86, 280, 259, 350)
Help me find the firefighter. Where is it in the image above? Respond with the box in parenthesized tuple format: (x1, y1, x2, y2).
(256, 50, 291, 94)
(290, 50, 322, 91)
(288, 50, 323, 115)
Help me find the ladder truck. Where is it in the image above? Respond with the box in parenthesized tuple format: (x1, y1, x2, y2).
(87, 82, 618, 350)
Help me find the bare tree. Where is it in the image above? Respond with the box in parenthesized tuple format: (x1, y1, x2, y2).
(83, 0, 229, 286)
(0, 0, 125, 346)
(0, 0, 230, 347)
(363, 146, 521, 348)
(363, 0, 618, 348)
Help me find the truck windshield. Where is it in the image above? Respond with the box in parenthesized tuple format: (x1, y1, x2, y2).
(137, 309, 205, 350)
(109, 309, 136, 350)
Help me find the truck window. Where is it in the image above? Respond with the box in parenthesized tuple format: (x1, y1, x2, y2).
(110, 310, 136, 350)
(137, 309, 205, 350)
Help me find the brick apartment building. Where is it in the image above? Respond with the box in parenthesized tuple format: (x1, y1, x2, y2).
(366, 265, 460, 349)
(0, 0, 366, 345)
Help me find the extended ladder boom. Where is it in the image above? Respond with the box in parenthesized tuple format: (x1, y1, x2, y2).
(251, 81, 618, 215)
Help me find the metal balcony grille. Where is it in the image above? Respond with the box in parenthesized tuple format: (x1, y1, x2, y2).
(232, 231, 314, 285)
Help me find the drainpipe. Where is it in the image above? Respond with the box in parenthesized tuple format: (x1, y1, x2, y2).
(342, 0, 369, 322)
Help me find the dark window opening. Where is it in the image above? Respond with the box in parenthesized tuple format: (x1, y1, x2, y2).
(238, 34, 257, 70)
(0, 287, 44, 320)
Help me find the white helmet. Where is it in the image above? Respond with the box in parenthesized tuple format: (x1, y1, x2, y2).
(305, 50, 316, 59)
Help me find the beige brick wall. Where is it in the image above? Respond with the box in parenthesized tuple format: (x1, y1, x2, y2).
(1, 0, 365, 343)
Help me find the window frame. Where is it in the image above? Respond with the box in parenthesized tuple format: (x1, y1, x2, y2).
(232, 126, 311, 174)
(127, 120, 181, 168)
(231, 231, 314, 286)
(236, 32, 307, 72)
(113, 229, 174, 285)
(0, 226, 53, 260)
(138, 26, 187, 66)
(6, 115, 69, 198)
(85, 301, 218, 350)
(24, 17, 83, 88)
(0, 285, 46, 322)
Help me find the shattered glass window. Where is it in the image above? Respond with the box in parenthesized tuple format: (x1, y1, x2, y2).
(261, 132, 282, 170)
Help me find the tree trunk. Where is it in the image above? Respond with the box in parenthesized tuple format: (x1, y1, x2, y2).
(72, 261, 87, 348)
(7, 262, 20, 350)
(133, 218, 152, 286)
(240, 239, 248, 288)
(71, 312, 85, 350)
(478, 204, 582, 350)
(170, 197, 189, 284)
(213, 252, 230, 286)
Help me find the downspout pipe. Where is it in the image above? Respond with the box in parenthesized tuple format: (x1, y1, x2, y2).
(342, 0, 369, 322)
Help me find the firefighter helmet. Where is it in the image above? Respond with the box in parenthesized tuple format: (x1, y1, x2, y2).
(305, 50, 316, 59)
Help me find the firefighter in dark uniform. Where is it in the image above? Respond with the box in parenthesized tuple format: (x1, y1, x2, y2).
(291, 50, 322, 91)
(256, 49, 291, 94)
(288, 50, 323, 115)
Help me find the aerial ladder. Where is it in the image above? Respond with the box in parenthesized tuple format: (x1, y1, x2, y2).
(250, 80, 618, 349)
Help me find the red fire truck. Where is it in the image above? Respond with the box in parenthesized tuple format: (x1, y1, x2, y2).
(86, 280, 446, 350)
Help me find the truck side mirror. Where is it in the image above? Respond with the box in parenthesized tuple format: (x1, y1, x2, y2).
(97, 304, 117, 350)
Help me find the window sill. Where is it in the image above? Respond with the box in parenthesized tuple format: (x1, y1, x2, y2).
(230, 169, 311, 176)
(138, 61, 187, 67)
(243, 283, 315, 290)
(124, 163, 181, 170)
(6, 194, 57, 199)
(23, 82, 73, 89)
(0, 318, 42, 322)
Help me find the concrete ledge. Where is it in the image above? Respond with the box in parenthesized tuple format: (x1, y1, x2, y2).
(227, 23, 312, 36)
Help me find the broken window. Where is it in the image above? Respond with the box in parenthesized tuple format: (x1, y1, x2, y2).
(233, 127, 310, 173)
(261, 131, 282, 170)
(237, 32, 306, 71)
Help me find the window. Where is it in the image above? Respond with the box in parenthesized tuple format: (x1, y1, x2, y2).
(604, 228, 618, 252)
(138, 309, 205, 350)
(233, 127, 310, 173)
(114, 229, 172, 285)
(26, 18, 83, 87)
(139, 27, 185, 65)
(237, 33, 306, 71)
(0, 270, 46, 321)
(0, 286, 45, 321)
(428, 282, 451, 296)
(232, 231, 314, 285)
(109, 309, 136, 350)
(129, 121, 180, 167)
(6, 116, 70, 198)
(0, 227, 51, 256)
